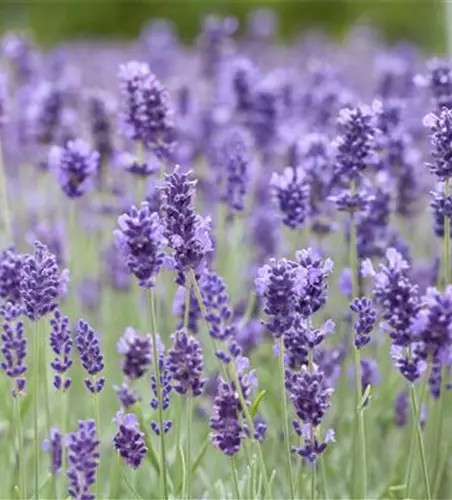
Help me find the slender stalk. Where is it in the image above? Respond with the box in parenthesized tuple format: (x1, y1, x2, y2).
(148, 290, 169, 500)
(349, 182, 367, 499)
(185, 395, 192, 500)
(0, 140, 12, 242)
(279, 338, 295, 500)
(230, 456, 241, 500)
(93, 385, 101, 499)
(320, 454, 328, 500)
(121, 463, 143, 500)
(311, 459, 316, 500)
(184, 282, 191, 332)
(33, 321, 40, 498)
(15, 396, 26, 499)
(409, 384, 431, 500)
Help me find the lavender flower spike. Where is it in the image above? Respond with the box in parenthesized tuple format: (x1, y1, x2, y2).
(75, 320, 105, 394)
(49, 308, 73, 391)
(20, 241, 65, 322)
(117, 327, 152, 380)
(67, 420, 100, 500)
(113, 410, 147, 469)
(350, 297, 377, 349)
(114, 202, 167, 289)
(49, 139, 99, 198)
(42, 427, 64, 474)
(424, 108, 452, 181)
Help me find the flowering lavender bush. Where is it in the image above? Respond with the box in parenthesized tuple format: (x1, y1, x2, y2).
(0, 12, 451, 500)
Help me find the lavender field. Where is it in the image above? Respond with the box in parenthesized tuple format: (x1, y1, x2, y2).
(0, 12, 451, 500)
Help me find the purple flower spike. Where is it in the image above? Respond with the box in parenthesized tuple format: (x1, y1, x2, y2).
(394, 391, 409, 427)
(0, 247, 22, 305)
(49, 139, 99, 198)
(87, 90, 113, 157)
(118, 61, 175, 159)
(350, 297, 377, 349)
(114, 202, 167, 289)
(75, 320, 105, 394)
(113, 410, 147, 469)
(161, 167, 213, 284)
(210, 378, 246, 456)
(424, 108, 452, 181)
(114, 382, 141, 409)
(167, 329, 205, 396)
(117, 327, 152, 380)
(27, 81, 62, 145)
(0, 302, 27, 396)
(67, 420, 100, 500)
(20, 242, 65, 322)
(49, 308, 73, 391)
(42, 427, 64, 474)
(270, 167, 311, 230)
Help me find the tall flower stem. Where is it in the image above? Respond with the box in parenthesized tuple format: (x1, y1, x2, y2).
(185, 395, 192, 500)
(279, 337, 295, 500)
(405, 370, 428, 496)
(230, 456, 241, 500)
(93, 386, 101, 499)
(15, 396, 26, 498)
(311, 457, 316, 500)
(148, 290, 169, 500)
(409, 384, 431, 500)
(0, 140, 12, 242)
(33, 321, 40, 498)
(189, 269, 272, 499)
(349, 180, 367, 499)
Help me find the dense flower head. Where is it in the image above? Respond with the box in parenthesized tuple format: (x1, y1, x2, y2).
(210, 378, 246, 456)
(87, 89, 113, 157)
(161, 167, 213, 283)
(286, 365, 333, 427)
(28, 221, 66, 268)
(350, 297, 377, 349)
(0, 302, 27, 396)
(0, 247, 22, 304)
(249, 78, 280, 150)
(117, 327, 152, 380)
(329, 186, 376, 214)
(75, 320, 105, 394)
(49, 308, 73, 391)
(200, 270, 235, 341)
(113, 410, 147, 469)
(390, 344, 426, 383)
(114, 202, 167, 288)
(20, 241, 64, 321)
(118, 61, 175, 158)
(27, 80, 62, 144)
(67, 420, 100, 500)
(424, 108, 452, 180)
(295, 249, 334, 317)
(49, 139, 99, 198)
(216, 127, 250, 215)
(334, 101, 380, 181)
(412, 286, 452, 359)
(167, 329, 205, 396)
(423, 59, 452, 110)
(270, 167, 311, 229)
(430, 187, 452, 238)
(42, 427, 64, 474)
(255, 257, 305, 338)
(232, 57, 257, 113)
(362, 247, 420, 347)
(114, 382, 141, 409)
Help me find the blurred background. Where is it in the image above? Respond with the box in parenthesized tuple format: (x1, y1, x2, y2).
(0, 1, 447, 51)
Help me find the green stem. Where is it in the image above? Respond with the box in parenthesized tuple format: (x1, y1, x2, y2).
(320, 454, 328, 500)
(410, 384, 431, 500)
(15, 397, 26, 499)
(349, 182, 367, 499)
(230, 456, 241, 500)
(184, 282, 191, 332)
(0, 140, 12, 242)
(93, 387, 101, 499)
(186, 396, 192, 500)
(33, 321, 40, 499)
(279, 338, 295, 500)
(121, 462, 143, 500)
(148, 290, 169, 500)
(311, 459, 316, 500)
